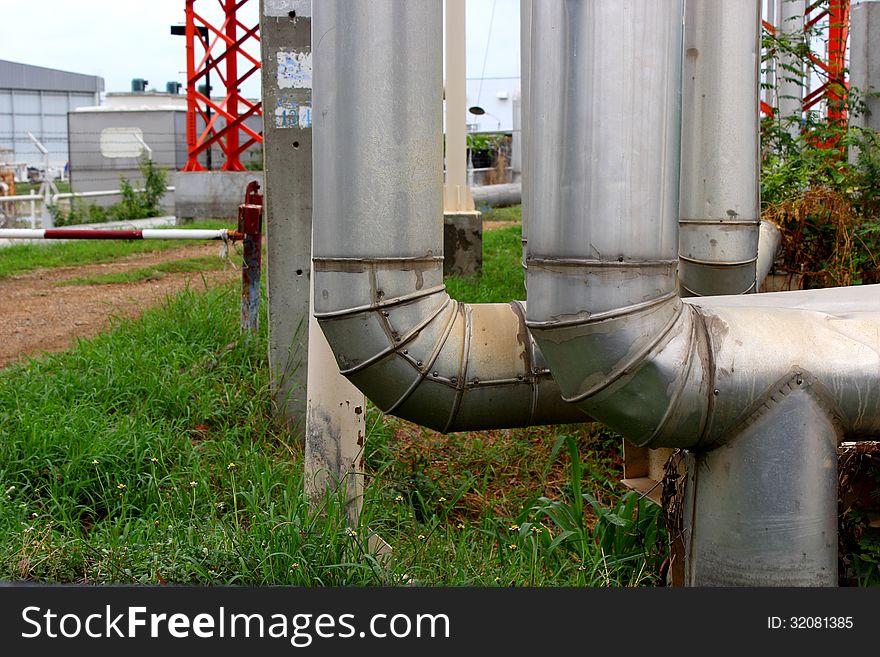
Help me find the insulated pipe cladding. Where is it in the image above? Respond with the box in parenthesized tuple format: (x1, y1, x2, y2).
(524, 0, 880, 585)
(312, 0, 880, 585)
(311, 0, 585, 432)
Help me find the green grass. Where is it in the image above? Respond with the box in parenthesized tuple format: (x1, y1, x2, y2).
(480, 204, 523, 223)
(58, 256, 227, 286)
(0, 230, 665, 585)
(2, 216, 873, 586)
(445, 224, 525, 302)
(14, 181, 72, 195)
(0, 220, 232, 281)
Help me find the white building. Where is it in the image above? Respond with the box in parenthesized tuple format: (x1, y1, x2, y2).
(0, 59, 103, 178)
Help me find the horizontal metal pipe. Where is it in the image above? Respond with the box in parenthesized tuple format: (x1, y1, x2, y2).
(0, 228, 234, 240)
(756, 219, 781, 291)
(0, 194, 43, 202)
(311, 0, 585, 433)
(470, 183, 521, 208)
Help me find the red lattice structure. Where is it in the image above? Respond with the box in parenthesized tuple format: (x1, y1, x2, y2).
(182, 0, 263, 171)
(762, 0, 851, 128)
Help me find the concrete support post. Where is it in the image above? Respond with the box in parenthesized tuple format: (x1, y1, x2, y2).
(261, 0, 367, 525)
(260, 1, 313, 429)
(850, 0, 880, 133)
(443, 0, 481, 278)
(778, 0, 806, 138)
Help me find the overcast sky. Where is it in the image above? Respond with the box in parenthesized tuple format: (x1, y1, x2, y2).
(0, 0, 519, 98)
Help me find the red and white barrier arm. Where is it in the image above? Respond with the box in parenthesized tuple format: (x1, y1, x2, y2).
(0, 228, 244, 241)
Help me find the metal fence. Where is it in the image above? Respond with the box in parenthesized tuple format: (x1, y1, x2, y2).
(0, 186, 175, 228)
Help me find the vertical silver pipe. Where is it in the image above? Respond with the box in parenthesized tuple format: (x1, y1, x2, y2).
(313, 1, 442, 261)
(525, 0, 691, 445)
(684, 381, 840, 585)
(679, 0, 761, 297)
(519, 0, 532, 277)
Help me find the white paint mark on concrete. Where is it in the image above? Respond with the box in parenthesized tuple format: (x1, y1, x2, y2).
(265, 0, 311, 18)
(276, 50, 312, 89)
(275, 99, 312, 129)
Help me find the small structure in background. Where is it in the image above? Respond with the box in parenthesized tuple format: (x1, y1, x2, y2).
(68, 91, 262, 217)
(0, 59, 103, 182)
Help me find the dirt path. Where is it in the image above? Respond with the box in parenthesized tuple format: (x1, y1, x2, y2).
(0, 243, 239, 369)
(0, 222, 519, 369)
(483, 220, 519, 231)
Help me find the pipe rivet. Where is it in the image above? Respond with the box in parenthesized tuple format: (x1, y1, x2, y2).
(417, 360, 423, 367)
(403, 349, 409, 355)
(451, 377, 457, 384)
(472, 378, 479, 385)
(382, 311, 389, 317)
(796, 378, 803, 386)
(517, 374, 523, 381)
(617, 256, 624, 262)
(432, 371, 438, 377)
(713, 389, 720, 396)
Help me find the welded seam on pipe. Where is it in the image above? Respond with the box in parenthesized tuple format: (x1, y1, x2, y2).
(642, 309, 701, 446)
(443, 304, 472, 433)
(680, 281, 755, 297)
(510, 300, 540, 425)
(526, 290, 679, 329)
(312, 285, 447, 320)
(332, 294, 453, 377)
(679, 255, 758, 267)
(554, 302, 685, 405)
(382, 299, 460, 416)
(526, 256, 678, 269)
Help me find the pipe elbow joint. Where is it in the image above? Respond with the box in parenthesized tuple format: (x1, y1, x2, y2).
(313, 258, 586, 433)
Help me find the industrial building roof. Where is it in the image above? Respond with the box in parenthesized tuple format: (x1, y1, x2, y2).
(0, 59, 104, 94)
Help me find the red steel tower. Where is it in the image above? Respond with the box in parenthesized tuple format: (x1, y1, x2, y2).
(181, 0, 263, 171)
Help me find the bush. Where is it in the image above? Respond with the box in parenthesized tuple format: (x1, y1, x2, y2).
(49, 159, 168, 226)
(760, 20, 880, 288)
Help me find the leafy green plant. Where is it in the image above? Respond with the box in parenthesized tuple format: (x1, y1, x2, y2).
(49, 159, 168, 226)
(759, 18, 880, 288)
(529, 435, 666, 585)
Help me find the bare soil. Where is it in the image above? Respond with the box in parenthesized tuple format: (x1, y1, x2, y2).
(0, 243, 238, 369)
(0, 223, 518, 370)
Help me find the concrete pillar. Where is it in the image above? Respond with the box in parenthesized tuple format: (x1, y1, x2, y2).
(260, 1, 314, 428)
(850, 0, 880, 133)
(260, 0, 367, 524)
(443, 0, 481, 277)
(778, 0, 806, 138)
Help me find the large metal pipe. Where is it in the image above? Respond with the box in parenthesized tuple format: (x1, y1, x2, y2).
(525, 0, 685, 445)
(311, 0, 880, 586)
(524, 0, 880, 585)
(311, 0, 584, 432)
(679, 0, 761, 297)
(519, 0, 532, 276)
(471, 182, 521, 208)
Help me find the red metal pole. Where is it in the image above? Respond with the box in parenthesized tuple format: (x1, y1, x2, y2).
(183, 0, 206, 171)
(826, 0, 850, 125)
(224, 0, 242, 171)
